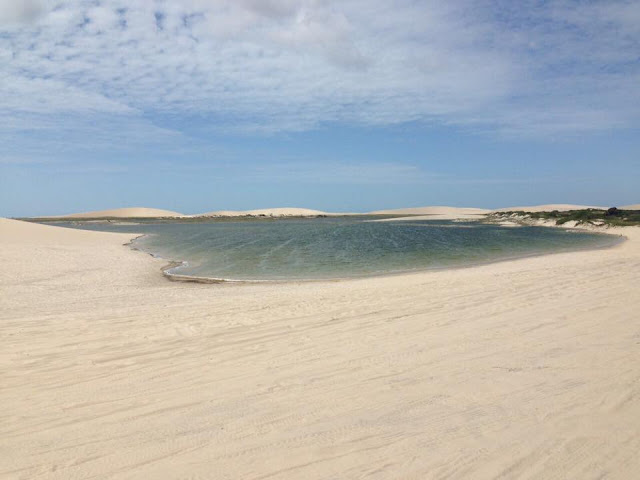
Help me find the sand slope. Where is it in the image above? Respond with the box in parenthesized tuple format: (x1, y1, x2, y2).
(200, 207, 328, 217)
(0, 217, 130, 244)
(2, 218, 640, 479)
(48, 207, 184, 218)
(621, 204, 640, 210)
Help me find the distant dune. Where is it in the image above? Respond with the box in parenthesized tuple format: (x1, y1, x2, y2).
(492, 204, 605, 213)
(30, 204, 636, 220)
(199, 208, 329, 217)
(46, 207, 185, 218)
(370, 206, 490, 215)
(369, 206, 490, 221)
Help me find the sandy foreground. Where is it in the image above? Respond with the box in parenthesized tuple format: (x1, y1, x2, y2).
(1, 218, 640, 479)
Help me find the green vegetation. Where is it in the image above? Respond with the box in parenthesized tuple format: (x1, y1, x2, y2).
(490, 208, 640, 227)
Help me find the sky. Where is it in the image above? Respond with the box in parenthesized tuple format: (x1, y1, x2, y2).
(1, 0, 639, 216)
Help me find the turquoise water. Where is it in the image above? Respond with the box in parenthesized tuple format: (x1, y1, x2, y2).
(54, 218, 621, 281)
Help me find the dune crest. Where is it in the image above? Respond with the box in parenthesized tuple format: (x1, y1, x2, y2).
(47, 207, 184, 218)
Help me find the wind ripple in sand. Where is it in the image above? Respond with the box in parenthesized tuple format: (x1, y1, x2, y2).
(1, 219, 639, 479)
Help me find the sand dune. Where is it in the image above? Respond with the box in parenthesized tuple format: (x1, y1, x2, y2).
(46, 207, 185, 218)
(200, 207, 329, 217)
(0, 217, 134, 244)
(32, 204, 635, 221)
(370, 206, 490, 215)
(492, 204, 605, 212)
(370, 206, 490, 221)
(2, 217, 639, 478)
(621, 204, 640, 210)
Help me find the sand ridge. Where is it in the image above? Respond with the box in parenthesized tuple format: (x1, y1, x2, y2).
(46, 207, 185, 218)
(0, 217, 136, 244)
(28, 204, 637, 221)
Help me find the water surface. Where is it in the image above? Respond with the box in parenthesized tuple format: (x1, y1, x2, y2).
(54, 218, 620, 281)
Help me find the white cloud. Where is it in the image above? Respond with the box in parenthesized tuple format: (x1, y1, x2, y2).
(0, 0, 45, 26)
(0, 0, 638, 144)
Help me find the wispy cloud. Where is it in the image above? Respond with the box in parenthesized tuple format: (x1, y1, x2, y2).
(246, 161, 442, 184)
(1, 0, 639, 150)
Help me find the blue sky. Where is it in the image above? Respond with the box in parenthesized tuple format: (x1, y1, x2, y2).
(1, 0, 639, 216)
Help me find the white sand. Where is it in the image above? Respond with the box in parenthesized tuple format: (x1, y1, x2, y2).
(370, 206, 490, 215)
(492, 204, 605, 212)
(47, 207, 185, 218)
(369, 206, 490, 221)
(33, 204, 637, 222)
(200, 207, 329, 217)
(2, 217, 640, 479)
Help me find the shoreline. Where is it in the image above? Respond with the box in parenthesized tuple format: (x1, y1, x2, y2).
(3, 217, 640, 479)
